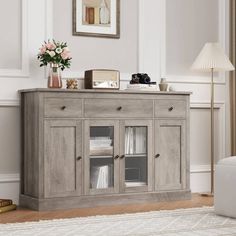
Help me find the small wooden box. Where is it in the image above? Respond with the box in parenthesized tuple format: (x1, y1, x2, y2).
(84, 69, 120, 89)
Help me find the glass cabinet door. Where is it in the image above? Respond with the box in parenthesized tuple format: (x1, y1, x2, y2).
(84, 120, 119, 195)
(120, 120, 153, 193)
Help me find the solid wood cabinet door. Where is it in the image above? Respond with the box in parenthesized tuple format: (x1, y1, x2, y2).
(154, 120, 186, 191)
(44, 120, 82, 198)
(119, 120, 153, 193)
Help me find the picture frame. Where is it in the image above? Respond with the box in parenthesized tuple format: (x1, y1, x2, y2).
(84, 69, 120, 89)
(73, 0, 120, 38)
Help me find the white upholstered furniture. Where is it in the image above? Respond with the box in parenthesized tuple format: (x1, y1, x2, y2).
(215, 156, 236, 218)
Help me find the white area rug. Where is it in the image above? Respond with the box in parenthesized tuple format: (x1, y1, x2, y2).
(1, 207, 236, 236)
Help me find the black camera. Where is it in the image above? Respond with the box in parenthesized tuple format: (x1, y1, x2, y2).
(130, 73, 151, 84)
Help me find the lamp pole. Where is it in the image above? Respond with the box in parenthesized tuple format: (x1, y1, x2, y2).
(210, 68, 214, 195)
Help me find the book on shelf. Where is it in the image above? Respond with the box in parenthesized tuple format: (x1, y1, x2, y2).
(90, 136, 113, 156)
(126, 84, 157, 90)
(91, 165, 113, 189)
(0, 204, 17, 214)
(0, 199, 13, 208)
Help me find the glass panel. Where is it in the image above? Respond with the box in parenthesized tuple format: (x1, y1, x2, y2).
(125, 127, 147, 187)
(90, 126, 114, 189)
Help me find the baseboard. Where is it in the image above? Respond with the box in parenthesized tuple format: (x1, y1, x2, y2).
(190, 165, 212, 193)
(0, 173, 20, 204)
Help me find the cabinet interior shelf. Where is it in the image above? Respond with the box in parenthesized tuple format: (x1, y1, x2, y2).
(90, 155, 113, 159)
(125, 154, 147, 158)
(125, 182, 147, 187)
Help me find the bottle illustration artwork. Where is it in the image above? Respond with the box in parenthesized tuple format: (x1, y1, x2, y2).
(100, 0, 110, 24)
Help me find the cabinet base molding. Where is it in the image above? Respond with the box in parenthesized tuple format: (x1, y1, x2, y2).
(20, 190, 191, 211)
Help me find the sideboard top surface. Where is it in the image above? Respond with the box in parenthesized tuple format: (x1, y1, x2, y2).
(19, 88, 191, 96)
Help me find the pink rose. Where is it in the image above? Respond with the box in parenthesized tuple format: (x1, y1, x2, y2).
(46, 42, 56, 50)
(61, 51, 71, 60)
(63, 47, 70, 53)
(39, 46, 46, 54)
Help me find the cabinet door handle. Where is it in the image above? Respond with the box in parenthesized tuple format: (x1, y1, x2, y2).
(77, 156, 82, 161)
(117, 106, 122, 111)
(168, 106, 174, 111)
(155, 154, 160, 158)
(61, 106, 66, 110)
(114, 155, 119, 159)
(120, 155, 125, 159)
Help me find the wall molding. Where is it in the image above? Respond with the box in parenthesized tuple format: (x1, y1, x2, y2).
(158, 0, 227, 84)
(0, 0, 29, 78)
(0, 174, 20, 183)
(190, 101, 226, 161)
(190, 165, 211, 173)
(167, 75, 227, 85)
(0, 100, 20, 107)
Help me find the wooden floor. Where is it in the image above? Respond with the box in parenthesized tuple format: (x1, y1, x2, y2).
(0, 194, 213, 224)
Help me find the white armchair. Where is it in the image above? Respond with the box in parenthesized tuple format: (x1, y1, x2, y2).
(214, 156, 236, 218)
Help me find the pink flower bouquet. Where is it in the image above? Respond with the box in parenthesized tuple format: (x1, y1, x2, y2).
(37, 40, 72, 70)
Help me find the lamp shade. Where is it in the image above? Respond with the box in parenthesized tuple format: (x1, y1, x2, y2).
(191, 42, 235, 72)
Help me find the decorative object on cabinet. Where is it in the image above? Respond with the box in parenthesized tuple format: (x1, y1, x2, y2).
(66, 79, 78, 89)
(191, 42, 235, 196)
(19, 89, 191, 211)
(73, 0, 120, 38)
(159, 78, 168, 91)
(127, 73, 157, 91)
(130, 73, 152, 84)
(48, 63, 62, 88)
(84, 69, 120, 89)
(37, 40, 72, 88)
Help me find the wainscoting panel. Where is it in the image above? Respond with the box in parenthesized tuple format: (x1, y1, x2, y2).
(0, 0, 29, 78)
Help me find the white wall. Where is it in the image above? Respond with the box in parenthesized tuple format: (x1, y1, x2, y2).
(0, 0, 230, 203)
(139, 0, 229, 192)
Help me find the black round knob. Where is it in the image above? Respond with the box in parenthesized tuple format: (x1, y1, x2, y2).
(61, 106, 66, 110)
(120, 155, 125, 159)
(155, 154, 160, 158)
(168, 106, 174, 111)
(117, 106, 122, 111)
(77, 156, 82, 161)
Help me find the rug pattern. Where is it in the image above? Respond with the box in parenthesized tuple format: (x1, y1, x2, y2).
(1, 207, 236, 236)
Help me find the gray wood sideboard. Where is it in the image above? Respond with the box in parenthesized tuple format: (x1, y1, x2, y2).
(19, 89, 191, 211)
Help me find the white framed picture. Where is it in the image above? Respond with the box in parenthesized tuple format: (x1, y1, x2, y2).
(73, 0, 120, 38)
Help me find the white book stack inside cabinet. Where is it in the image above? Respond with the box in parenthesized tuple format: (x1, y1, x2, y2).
(90, 137, 113, 156)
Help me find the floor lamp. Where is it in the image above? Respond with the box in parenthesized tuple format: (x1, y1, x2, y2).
(191, 43, 234, 196)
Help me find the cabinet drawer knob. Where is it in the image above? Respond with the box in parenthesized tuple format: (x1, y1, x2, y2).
(114, 155, 119, 159)
(155, 154, 160, 158)
(168, 106, 174, 111)
(120, 155, 125, 159)
(117, 106, 122, 111)
(77, 156, 82, 161)
(61, 106, 66, 110)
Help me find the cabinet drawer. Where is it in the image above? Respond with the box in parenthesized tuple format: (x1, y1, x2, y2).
(155, 100, 186, 118)
(84, 99, 153, 118)
(44, 98, 83, 118)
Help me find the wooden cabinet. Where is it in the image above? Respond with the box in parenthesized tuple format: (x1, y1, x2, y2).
(154, 120, 186, 191)
(20, 89, 191, 211)
(44, 120, 82, 198)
